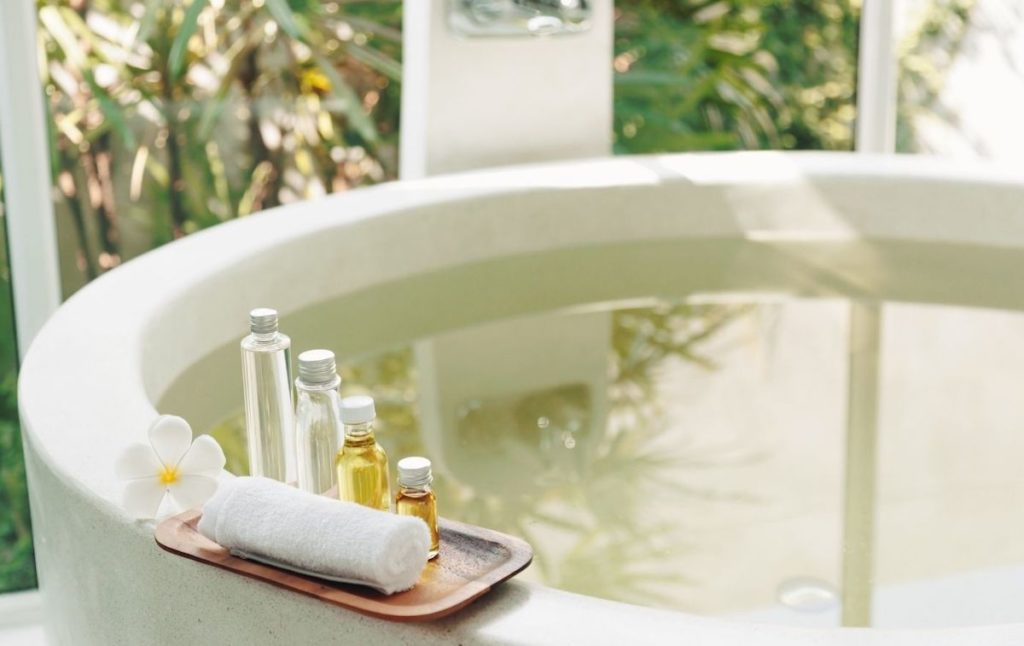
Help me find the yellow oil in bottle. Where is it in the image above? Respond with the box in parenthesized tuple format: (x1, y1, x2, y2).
(335, 397, 390, 511)
(396, 488, 439, 558)
(395, 456, 439, 559)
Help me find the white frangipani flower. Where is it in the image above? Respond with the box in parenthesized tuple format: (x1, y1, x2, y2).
(115, 415, 226, 519)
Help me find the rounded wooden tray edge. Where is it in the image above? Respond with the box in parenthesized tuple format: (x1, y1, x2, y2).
(153, 508, 534, 623)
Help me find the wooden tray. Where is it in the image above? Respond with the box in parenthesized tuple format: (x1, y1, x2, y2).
(154, 509, 533, 622)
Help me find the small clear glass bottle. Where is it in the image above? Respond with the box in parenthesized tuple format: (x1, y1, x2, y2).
(240, 308, 294, 482)
(396, 456, 439, 559)
(294, 349, 343, 495)
(335, 395, 390, 511)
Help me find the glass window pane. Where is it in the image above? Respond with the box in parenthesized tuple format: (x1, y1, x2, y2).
(897, 0, 1024, 158)
(12, 0, 403, 594)
(40, 1, 401, 298)
(613, 1, 860, 154)
(0, 136, 37, 593)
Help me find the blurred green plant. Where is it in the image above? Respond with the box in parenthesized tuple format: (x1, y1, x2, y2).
(0, 376, 34, 593)
(0, 171, 36, 593)
(896, 0, 977, 152)
(614, 0, 861, 153)
(38, 0, 401, 286)
(33, 0, 980, 288)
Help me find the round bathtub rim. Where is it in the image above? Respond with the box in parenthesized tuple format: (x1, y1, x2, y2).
(18, 150, 1024, 642)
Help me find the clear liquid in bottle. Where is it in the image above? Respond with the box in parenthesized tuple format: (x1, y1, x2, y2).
(241, 308, 295, 482)
(294, 349, 342, 495)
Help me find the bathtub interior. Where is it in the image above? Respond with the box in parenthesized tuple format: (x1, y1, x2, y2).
(154, 233, 1024, 630)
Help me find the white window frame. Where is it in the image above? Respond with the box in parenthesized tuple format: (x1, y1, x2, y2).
(0, 0, 62, 360)
(856, 0, 899, 154)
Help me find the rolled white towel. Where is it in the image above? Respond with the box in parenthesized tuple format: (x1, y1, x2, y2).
(197, 476, 430, 594)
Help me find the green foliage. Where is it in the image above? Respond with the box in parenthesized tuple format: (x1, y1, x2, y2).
(38, 0, 403, 285)
(0, 373, 35, 593)
(168, 0, 210, 81)
(0, 186, 34, 591)
(614, 0, 861, 153)
(896, 0, 976, 152)
(35, 0, 977, 290)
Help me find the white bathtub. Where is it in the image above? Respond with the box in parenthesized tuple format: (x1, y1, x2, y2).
(19, 152, 1024, 644)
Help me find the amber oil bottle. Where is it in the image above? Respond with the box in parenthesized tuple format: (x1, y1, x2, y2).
(396, 456, 439, 559)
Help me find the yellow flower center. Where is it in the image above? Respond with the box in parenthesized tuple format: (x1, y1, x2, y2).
(158, 465, 180, 485)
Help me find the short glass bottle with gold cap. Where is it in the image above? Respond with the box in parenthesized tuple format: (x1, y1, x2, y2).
(294, 349, 342, 495)
(396, 456, 439, 559)
(335, 395, 391, 511)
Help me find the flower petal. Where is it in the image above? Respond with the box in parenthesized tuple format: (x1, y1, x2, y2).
(114, 443, 162, 480)
(148, 415, 192, 467)
(177, 435, 226, 477)
(167, 474, 219, 511)
(122, 478, 167, 519)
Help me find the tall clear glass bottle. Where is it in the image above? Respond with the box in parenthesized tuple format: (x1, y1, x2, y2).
(241, 308, 294, 482)
(294, 349, 342, 495)
(396, 456, 439, 559)
(335, 395, 391, 511)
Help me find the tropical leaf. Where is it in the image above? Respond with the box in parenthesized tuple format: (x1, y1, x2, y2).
(196, 31, 260, 139)
(347, 44, 401, 81)
(312, 53, 378, 143)
(135, 0, 161, 45)
(169, 0, 208, 81)
(83, 73, 136, 148)
(265, 0, 310, 41)
(38, 6, 87, 70)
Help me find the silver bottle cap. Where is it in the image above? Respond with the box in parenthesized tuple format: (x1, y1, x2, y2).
(398, 456, 432, 487)
(340, 395, 375, 424)
(297, 349, 338, 385)
(249, 307, 279, 334)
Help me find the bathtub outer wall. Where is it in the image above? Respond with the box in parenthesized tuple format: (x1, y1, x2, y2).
(18, 152, 1024, 645)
